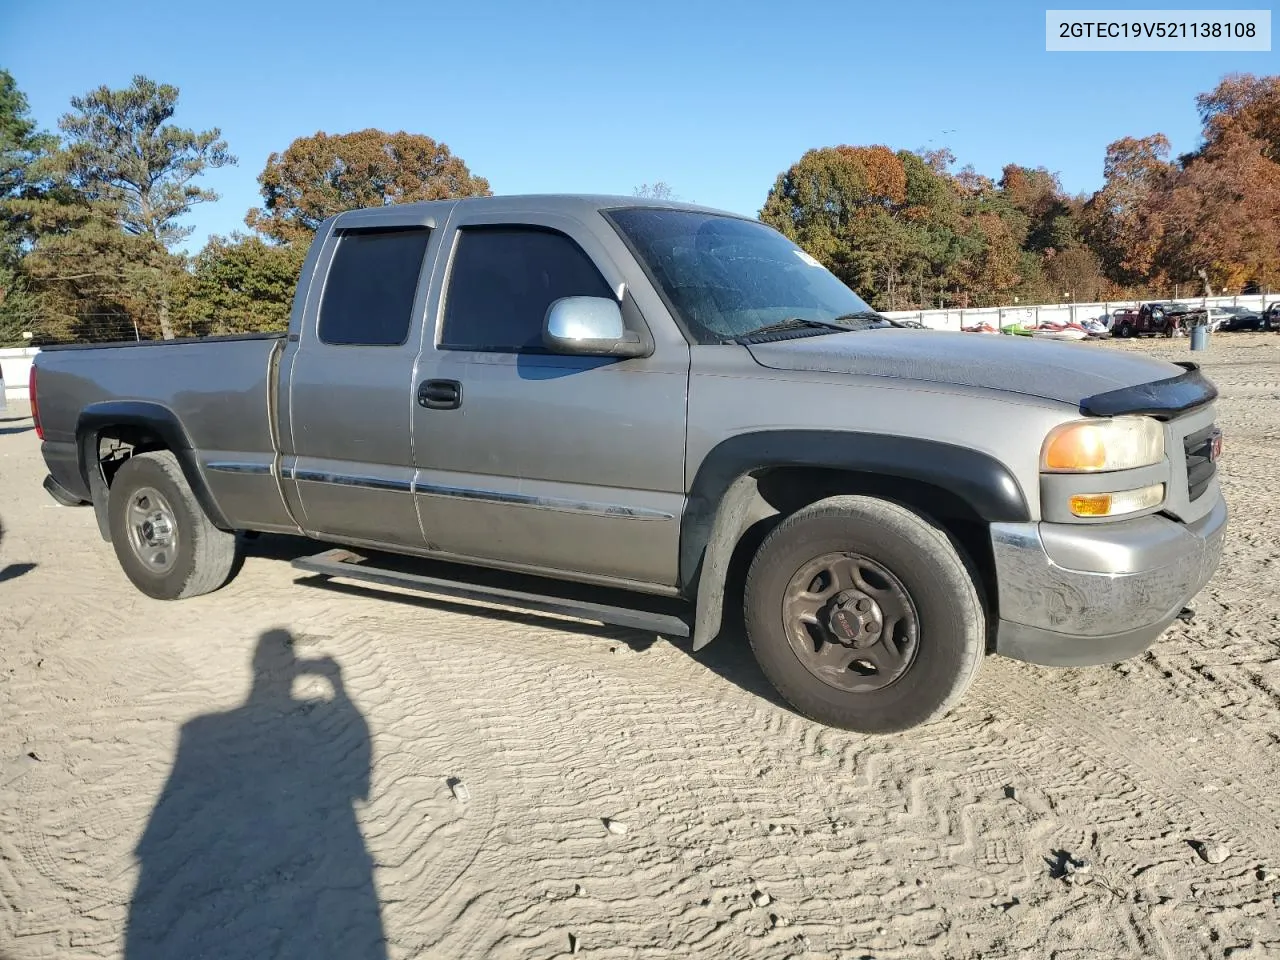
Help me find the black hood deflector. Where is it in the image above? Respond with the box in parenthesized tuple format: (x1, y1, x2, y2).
(1079, 362, 1218, 420)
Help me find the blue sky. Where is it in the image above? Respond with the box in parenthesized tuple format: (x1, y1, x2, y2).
(3, 0, 1274, 253)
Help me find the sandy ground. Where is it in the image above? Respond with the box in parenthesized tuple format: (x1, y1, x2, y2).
(1, 333, 1279, 960)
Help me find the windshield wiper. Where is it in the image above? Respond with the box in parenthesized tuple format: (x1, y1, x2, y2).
(730, 317, 849, 345)
(832, 310, 893, 327)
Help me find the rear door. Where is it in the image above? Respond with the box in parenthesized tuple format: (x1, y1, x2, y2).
(409, 208, 690, 590)
(279, 211, 445, 547)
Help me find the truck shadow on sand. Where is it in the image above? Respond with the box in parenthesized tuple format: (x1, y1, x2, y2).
(239, 534, 786, 712)
(124, 628, 386, 960)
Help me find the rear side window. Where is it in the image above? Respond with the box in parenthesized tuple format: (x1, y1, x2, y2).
(441, 226, 612, 352)
(319, 227, 431, 346)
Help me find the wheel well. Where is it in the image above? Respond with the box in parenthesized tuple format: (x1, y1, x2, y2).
(76, 405, 231, 538)
(94, 425, 169, 487)
(723, 466, 999, 645)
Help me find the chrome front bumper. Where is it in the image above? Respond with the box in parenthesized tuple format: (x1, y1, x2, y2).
(990, 493, 1228, 666)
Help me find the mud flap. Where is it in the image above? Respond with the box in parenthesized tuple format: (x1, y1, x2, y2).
(691, 475, 759, 651)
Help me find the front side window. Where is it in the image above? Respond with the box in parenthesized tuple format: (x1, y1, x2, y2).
(318, 227, 431, 346)
(441, 226, 613, 352)
(606, 208, 880, 345)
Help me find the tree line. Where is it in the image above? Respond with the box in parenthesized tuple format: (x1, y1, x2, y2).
(1, 69, 1276, 344)
(761, 72, 1279, 311)
(0, 73, 490, 344)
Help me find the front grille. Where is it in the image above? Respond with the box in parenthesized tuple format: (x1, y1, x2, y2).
(1183, 424, 1218, 501)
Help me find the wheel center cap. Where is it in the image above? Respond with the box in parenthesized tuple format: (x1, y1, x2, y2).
(827, 591, 883, 647)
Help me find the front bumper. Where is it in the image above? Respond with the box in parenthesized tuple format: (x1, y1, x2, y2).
(990, 493, 1228, 666)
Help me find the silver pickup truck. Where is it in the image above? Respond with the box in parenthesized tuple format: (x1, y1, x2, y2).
(31, 195, 1228, 732)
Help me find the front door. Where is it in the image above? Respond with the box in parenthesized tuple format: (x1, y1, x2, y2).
(409, 211, 689, 591)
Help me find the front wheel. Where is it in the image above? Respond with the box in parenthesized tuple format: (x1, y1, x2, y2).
(744, 496, 985, 733)
(107, 451, 239, 600)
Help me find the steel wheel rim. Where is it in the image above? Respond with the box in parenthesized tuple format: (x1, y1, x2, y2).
(125, 486, 179, 576)
(781, 551, 920, 693)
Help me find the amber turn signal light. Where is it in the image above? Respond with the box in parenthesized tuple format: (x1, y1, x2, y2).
(1069, 484, 1164, 518)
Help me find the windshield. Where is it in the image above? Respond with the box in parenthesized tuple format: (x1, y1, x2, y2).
(606, 208, 879, 344)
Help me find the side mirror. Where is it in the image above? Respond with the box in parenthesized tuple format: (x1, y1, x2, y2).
(542, 297, 649, 358)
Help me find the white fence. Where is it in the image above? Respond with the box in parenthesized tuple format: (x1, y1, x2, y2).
(882, 293, 1275, 331)
(0, 347, 39, 403)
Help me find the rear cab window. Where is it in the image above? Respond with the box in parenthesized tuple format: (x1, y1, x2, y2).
(319, 227, 432, 346)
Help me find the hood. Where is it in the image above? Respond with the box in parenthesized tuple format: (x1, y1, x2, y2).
(746, 329, 1184, 406)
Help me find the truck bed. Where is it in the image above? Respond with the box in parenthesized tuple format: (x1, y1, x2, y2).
(39, 331, 285, 352)
(34, 334, 285, 522)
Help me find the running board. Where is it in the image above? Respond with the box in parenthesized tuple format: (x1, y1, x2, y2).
(291, 548, 691, 638)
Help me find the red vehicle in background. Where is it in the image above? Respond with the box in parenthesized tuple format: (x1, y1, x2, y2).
(1112, 302, 1207, 338)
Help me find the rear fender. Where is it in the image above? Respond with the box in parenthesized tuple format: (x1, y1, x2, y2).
(76, 401, 231, 541)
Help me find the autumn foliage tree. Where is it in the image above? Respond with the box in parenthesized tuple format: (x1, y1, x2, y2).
(1196, 73, 1280, 162)
(246, 130, 491, 245)
(761, 145, 1068, 308)
(764, 72, 1278, 307)
(1081, 135, 1175, 286)
(1084, 73, 1280, 294)
(761, 145, 960, 308)
(1160, 126, 1280, 291)
(5, 76, 500, 342)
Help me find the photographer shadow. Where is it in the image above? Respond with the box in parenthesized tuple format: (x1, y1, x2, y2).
(124, 629, 385, 960)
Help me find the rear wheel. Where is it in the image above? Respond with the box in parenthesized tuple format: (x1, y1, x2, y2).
(1116, 322, 1133, 338)
(107, 451, 238, 600)
(744, 496, 985, 733)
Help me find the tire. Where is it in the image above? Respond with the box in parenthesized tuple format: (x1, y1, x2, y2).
(107, 451, 238, 600)
(744, 495, 984, 734)
(1116, 322, 1132, 338)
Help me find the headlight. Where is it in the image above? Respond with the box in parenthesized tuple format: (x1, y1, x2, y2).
(1041, 417, 1165, 472)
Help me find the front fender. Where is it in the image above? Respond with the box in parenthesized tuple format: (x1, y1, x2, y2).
(683, 430, 1030, 651)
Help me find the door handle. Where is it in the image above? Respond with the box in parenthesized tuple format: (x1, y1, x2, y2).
(418, 379, 462, 410)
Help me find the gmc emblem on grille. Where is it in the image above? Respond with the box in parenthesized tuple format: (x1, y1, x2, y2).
(1210, 430, 1224, 462)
